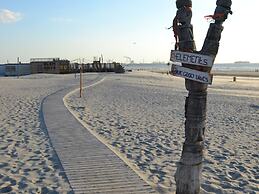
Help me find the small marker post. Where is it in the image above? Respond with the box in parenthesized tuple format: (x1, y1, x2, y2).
(80, 64, 83, 98)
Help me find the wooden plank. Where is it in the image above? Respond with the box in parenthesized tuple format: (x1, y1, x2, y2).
(170, 50, 214, 67)
(171, 65, 213, 84)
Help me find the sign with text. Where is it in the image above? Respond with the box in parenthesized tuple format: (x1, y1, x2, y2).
(171, 65, 213, 84)
(170, 50, 214, 67)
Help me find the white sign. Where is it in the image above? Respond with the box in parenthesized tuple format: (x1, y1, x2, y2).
(171, 65, 213, 84)
(170, 50, 214, 67)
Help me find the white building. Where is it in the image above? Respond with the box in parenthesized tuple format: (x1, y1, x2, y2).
(0, 64, 5, 76)
(5, 63, 31, 76)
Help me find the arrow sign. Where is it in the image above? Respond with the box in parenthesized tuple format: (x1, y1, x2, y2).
(170, 50, 214, 67)
(171, 65, 213, 84)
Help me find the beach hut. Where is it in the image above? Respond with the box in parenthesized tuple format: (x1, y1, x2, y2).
(5, 63, 31, 76)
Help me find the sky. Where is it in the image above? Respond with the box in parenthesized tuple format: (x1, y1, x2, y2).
(0, 0, 258, 64)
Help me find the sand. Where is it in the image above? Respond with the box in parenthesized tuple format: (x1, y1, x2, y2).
(0, 72, 258, 193)
(212, 71, 259, 78)
(65, 71, 259, 194)
(0, 73, 100, 193)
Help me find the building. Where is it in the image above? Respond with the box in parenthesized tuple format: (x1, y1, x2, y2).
(1, 58, 124, 76)
(0, 64, 5, 76)
(5, 63, 31, 76)
(30, 58, 70, 74)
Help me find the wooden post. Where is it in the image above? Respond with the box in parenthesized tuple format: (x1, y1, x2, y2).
(172, 1, 232, 193)
(80, 65, 83, 98)
(17, 57, 20, 78)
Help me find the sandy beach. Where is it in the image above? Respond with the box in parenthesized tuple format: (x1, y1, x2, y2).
(65, 71, 259, 194)
(0, 71, 258, 193)
(0, 73, 101, 193)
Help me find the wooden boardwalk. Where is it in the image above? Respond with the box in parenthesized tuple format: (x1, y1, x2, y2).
(42, 81, 156, 194)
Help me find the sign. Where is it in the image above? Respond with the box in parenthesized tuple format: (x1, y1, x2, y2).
(171, 65, 213, 84)
(170, 50, 214, 67)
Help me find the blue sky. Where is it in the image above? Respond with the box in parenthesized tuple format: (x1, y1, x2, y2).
(0, 0, 258, 63)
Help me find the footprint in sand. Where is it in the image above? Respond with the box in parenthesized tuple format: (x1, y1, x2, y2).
(226, 170, 242, 180)
(236, 165, 247, 172)
(0, 186, 12, 193)
(41, 187, 59, 194)
(250, 104, 259, 110)
(214, 154, 228, 161)
(18, 179, 28, 190)
(0, 162, 8, 168)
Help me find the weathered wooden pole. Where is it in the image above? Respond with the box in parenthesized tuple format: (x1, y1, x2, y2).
(80, 64, 83, 98)
(172, 0, 232, 193)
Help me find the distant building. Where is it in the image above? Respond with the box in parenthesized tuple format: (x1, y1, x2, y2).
(1, 57, 123, 76)
(30, 58, 70, 74)
(0, 64, 5, 76)
(5, 63, 31, 76)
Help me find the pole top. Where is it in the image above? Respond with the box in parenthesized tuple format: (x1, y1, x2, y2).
(176, 0, 192, 9)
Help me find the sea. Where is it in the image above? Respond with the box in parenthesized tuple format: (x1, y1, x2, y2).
(122, 63, 259, 72)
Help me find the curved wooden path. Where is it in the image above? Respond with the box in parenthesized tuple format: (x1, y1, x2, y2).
(42, 78, 156, 194)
